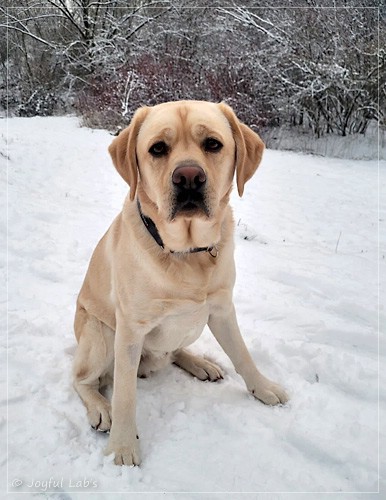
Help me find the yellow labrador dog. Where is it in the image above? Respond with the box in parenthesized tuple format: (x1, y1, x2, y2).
(73, 100, 288, 466)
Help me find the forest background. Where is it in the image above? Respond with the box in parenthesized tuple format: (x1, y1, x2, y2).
(1, 1, 385, 150)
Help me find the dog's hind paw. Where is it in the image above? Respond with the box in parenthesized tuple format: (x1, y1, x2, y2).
(88, 400, 112, 432)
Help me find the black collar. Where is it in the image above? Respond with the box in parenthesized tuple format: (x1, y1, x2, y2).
(137, 200, 218, 257)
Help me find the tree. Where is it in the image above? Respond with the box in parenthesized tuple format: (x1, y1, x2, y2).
(1, 0, 384, 136)
(219, 1, 385, 136)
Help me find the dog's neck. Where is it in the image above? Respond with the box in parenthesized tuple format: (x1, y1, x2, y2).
(137, 200, 219, 257)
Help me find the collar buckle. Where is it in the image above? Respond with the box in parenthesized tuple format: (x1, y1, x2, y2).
(208, 246, 219, 258)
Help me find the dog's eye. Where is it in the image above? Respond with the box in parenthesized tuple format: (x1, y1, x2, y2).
(149, 141, 168, 157)
(203, 138, 223, 153)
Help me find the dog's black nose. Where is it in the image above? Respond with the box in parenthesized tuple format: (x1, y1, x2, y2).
(172, 165, 206, 190)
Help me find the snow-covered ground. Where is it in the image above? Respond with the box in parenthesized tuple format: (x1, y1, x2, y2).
(264, 121, 386, 161)
(1, 116, 385, 498)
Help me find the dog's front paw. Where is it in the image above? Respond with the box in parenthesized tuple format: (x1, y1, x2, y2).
(105, 437, 141, 466)
(249, 376, 288, 405)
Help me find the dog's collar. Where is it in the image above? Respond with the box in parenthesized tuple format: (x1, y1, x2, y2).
(137, 200, 218, 258)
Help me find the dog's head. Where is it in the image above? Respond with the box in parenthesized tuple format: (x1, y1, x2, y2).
(109, 101, 264, 250)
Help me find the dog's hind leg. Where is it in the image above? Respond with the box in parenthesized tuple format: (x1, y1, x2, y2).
(73, 309, 114, 432)
(173, 348, 223, 382)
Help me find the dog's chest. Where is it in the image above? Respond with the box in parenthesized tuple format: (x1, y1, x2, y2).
(142, 301, 209, 354)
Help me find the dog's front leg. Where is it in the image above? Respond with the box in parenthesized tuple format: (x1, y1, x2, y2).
(105, 314, 143, 466)
(208, 305, 288, 405)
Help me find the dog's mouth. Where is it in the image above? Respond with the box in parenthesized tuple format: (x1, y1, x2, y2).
(170, 190, 210, 219)
(181, 201, 198, 211)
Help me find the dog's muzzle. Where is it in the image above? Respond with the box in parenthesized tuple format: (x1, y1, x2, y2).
(172, 164, 206, 190)
(171, 163, 209, 218)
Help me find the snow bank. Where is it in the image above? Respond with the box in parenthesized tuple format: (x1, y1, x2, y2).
(2, 116, 384, 497)
(264, 121, 385, 161)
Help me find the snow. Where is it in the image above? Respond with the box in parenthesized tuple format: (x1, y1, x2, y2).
(2, 116, 385, 497)
(264, 121, 385, 161)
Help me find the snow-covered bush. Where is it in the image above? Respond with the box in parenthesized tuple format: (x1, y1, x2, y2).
(1, 0, 384, 137)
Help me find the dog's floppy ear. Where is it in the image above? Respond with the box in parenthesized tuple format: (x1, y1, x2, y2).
(108, 106, 149, 201)
(219, 103, 265, 197)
